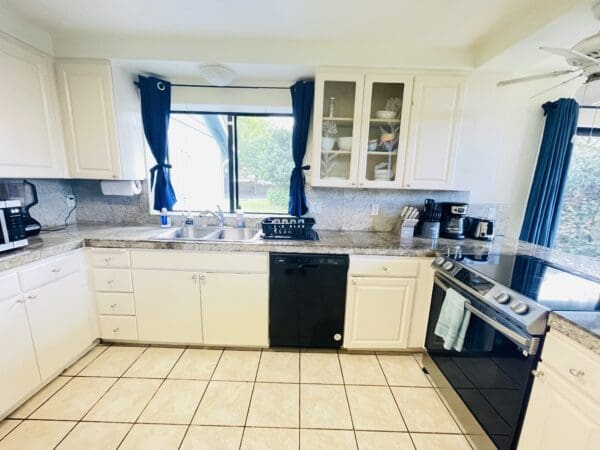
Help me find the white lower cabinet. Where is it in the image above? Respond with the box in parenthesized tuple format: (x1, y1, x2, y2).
(344, 277, 416, 349)
(201, 273, 268, 347)
(0, 294, 41, 416)
(132, 269, 203, 344)
(24, 271, 93, 380)
(519, 331, 600, 449)
(343, 256, 433, 350)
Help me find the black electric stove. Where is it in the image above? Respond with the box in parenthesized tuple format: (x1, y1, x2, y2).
(457, 253, 600, 314)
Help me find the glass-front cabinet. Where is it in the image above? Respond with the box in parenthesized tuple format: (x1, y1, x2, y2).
(312, 72, 364, 187)
(311, 70, 413, 188)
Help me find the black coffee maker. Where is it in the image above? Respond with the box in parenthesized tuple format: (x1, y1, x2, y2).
(439, 203, 468, 239)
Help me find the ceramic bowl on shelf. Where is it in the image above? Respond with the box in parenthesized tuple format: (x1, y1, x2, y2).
(321, 136, 336, 151)
(337, 136, 353, 151)
(367, 139, 378, 151)
(375, 110, 397, 120)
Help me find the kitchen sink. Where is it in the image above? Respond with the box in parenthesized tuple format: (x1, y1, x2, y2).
(151, 227, 260, 242)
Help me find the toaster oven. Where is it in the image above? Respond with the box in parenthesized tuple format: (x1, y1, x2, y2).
(0, 200, 28, 253)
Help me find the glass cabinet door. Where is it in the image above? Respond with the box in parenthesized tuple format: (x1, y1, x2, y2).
(358, 75, 413, 187)
(313, 74, 363, 187)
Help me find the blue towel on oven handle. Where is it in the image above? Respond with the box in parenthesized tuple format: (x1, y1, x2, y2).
(434, 288, 471, 352)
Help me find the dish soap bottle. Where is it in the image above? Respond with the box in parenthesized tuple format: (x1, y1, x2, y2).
(236, 209, 245, 228)
(160, 208, 172, 228)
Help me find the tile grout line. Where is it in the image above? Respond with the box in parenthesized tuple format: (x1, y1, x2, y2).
(409, 353, 476, 448)
(375, 353, 416, 450)
(51, 344, 151, 449)
(336, 350, 359, 449)
(238, 349, 263, 450)
(177, 347, 225, 450)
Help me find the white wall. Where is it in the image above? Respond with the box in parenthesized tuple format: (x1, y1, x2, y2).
(455, 71, 580, 238)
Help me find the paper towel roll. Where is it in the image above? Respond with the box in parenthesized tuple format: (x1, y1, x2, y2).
(100, 180, 142, 196)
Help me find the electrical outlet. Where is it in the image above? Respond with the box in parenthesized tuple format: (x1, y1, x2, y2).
(66, 195, 76, 208)
(311, 201, 321, 214)
(371, 203, 380, 216)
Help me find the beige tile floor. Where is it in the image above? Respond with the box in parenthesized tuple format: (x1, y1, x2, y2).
(0, 344, 492, 450)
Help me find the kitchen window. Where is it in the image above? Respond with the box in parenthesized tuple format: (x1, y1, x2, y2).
(165, 111, 294, 214)
(554, 127, 600, 259)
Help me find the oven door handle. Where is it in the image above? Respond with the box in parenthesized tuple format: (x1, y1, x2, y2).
(433, 275, 538, 355)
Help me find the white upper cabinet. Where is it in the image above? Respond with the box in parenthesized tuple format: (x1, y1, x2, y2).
(311, 68, 465, 190)
(0, 34, 66, 178)
(55, 59, 146, 180)
(311, 71, 364, 188)
(403, 75, 465, 189)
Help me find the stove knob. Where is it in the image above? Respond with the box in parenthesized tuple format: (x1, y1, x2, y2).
(442, 261, 455, 271)
(434, 257, 445, 266)
(511, 302, 529, 315)
(494, 292, 511, 304)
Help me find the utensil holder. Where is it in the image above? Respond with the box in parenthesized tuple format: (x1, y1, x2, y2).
(416, 221, 440, 239)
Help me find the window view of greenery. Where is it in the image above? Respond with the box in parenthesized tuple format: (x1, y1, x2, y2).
(237, 116, 293, 213)
(554, 140, 600, 260)
(165, 112, 293, 214)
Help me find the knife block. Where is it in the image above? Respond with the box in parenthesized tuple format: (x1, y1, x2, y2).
(393, 218, 419, 238)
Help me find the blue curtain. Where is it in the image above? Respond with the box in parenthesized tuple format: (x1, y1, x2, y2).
(288, 80, 315, 217)
(520, 98, 579, 247)
(137, 75, 177, 211)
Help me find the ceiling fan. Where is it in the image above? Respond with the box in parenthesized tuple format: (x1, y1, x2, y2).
(497, 0, 600, 99)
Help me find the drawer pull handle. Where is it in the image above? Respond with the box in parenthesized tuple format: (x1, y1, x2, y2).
(16, 298, 26, 304)
(27, 295, 37, 300)
(51, 268, 61, 273)
(105, 258, 112, 264)
(532, 369, 544, 377)
(113, 327, 120, 333)
(569, 368, 585, 377)
(107, 280, 114, 285)
(383, 266, 389, 271)
(110, 303, 117, 308)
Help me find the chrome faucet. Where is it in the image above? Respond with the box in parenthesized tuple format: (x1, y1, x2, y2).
(199, 205, 225, 228)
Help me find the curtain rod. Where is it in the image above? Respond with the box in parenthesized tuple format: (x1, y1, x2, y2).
(171, 83, 289, 90)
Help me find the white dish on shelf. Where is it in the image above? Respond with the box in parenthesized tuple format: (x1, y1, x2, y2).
(375, 110, 397, 120)
(337, 136, 353, 151)
(321, 136, 336, 151)
(367, 140, 378, 151)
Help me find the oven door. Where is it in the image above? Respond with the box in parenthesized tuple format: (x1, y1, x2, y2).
(425, 274, 541, 450)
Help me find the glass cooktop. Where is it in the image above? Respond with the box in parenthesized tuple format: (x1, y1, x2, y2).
(455, 253, 600, 313)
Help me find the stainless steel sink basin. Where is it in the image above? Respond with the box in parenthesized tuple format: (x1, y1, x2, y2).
(151, 227, 260, 242)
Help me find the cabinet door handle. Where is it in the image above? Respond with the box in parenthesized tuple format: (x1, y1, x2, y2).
(113, 327, 120, 333)
(569, 368, 585, 377)
(105, 258, 112, 264)
(383, 266, 389, 272)
(200, 275, 206, 281)
(16, 298, 26, 304)
(27, 295, 37, 300)
(110, 303, 117, 308)
(51, 268, 61, 273)
(192, 274, 198, 281)
(107, 280, 114, 285)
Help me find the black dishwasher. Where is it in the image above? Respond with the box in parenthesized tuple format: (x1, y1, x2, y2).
(269, 253, 349, 348)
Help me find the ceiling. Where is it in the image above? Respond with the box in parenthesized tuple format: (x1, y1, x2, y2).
(0, 0, 573, 49)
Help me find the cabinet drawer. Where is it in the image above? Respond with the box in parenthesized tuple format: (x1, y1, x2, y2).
(349, 256, 420, 277)
(0, 273, 20, 301)
(99, 315, 138, 340)
(96, 292, 135, 315)
(131, 250, 267, 273)
(542, 330, 600, 402)
(89, 249, 130, 268)
(19, 252, 81, 291)
(93, 269, 132, 292)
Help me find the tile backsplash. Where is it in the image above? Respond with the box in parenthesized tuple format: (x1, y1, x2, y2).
(0, 179, 509, 235)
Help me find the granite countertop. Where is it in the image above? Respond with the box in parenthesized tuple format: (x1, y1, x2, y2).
(1, 223, 599, 353)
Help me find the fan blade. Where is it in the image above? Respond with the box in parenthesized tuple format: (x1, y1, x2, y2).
(540, 46, 599, 64)
(497, 70, 579, 87)
(530, 73, 583, 99)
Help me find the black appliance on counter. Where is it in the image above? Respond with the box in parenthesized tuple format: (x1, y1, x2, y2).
(439, 202, 468, 239)
(424, 253, 600, 450)
(0, 200, 28, 253)
(415, 198, 441, 239)
(269, 253, 349, 348)
(465, 216, 495, 241)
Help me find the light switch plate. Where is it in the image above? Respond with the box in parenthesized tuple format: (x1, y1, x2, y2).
(371, 204, 379, 216)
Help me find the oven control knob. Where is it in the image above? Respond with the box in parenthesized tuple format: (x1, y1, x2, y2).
(494, 292, 511, 304)
(511, 302, 529, 315)
(434, 256, 445, 266)
(442, 261, 454, 271)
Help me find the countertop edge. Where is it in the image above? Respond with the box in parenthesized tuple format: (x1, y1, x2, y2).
(548, 312, 600, 356)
